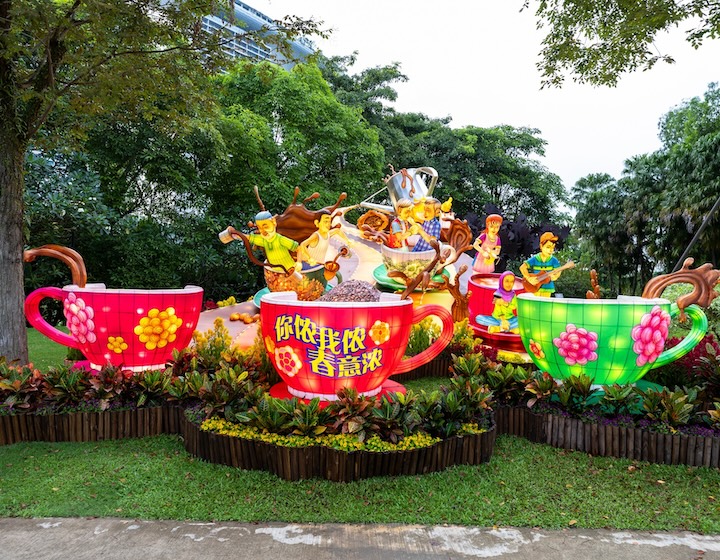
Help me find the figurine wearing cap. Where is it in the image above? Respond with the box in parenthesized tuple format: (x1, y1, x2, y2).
(520, 232, 562, 297)
(248, 210, 301, 273)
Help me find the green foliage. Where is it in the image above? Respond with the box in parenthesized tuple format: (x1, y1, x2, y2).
(532, 1, 720, 87)
(449, 353, 484, 378)
(525, 370, 558, 409)
(191, 365, 250, 420)
(569, 167, 660, 296)
(637, 386, 699, 428)
(571, 84, 720, 282)
(87, 365, 132, 411)
(405, 317, 440, 357)
(707, 402, 720, 427)
(600, 384, 641, 416)
(696, 342, 720, 400)
(0, 363, 46, 412)
(484, 363, 528, 406)
(369, 391, 420, 444)
(447, 375, 494, 414)
(555, 374, 599, 415)
(133, 369, 173, 408)
(416, 374, 493, 439)
(325, 387, 376, 443)
(40, 365, 90, 411)
(215, 60, 385, 208)
(288, 398, 331, 437)
(242, 394, 294, 436)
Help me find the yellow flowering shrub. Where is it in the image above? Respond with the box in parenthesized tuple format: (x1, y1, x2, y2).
(200, 417, 442, 452)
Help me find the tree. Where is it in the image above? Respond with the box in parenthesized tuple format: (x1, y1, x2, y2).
(318, 53, 414, 165)
(529, 0, 720, 86)
(422, 124, 567, 224)
(319, 53, 408, 128)
(571, 173, 636, 294)
(0, 0, 320, 363)
(214, 60, 385, 209)
(653, 82, 720, 267)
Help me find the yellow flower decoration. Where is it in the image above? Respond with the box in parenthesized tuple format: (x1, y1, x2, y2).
(133, 307, 183, 351)
(107, 336, 128, 354)
(369, 320, 390, 345)
(274, 345, 302, 377)
(264, 335, 276, 354)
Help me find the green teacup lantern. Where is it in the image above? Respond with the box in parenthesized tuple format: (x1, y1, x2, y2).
(516, 259, 719, 385)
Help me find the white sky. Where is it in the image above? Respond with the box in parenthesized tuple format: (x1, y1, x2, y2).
(255, 0, 720, 191)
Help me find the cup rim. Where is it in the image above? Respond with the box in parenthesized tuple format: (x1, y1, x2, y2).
(260, 290, 408, 308)
(517, 293, 670, 305)
(62, 284, 203, 295)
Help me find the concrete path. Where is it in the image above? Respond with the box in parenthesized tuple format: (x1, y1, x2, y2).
(2, 518, 719, 560)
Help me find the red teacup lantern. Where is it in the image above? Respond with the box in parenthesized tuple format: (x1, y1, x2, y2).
(260, 291, 454, 401)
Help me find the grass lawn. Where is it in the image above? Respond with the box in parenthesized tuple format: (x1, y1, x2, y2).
(27, 327, 69, 371)
(12, 327, 720, 532)
(1, 433, 719, 531)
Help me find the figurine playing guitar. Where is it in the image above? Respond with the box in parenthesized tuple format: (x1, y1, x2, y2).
(519, 232, 574, 297)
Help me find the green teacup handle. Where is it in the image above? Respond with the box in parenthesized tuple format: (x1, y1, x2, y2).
(651, 304, 708, 370)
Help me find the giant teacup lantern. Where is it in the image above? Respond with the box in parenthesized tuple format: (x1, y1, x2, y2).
(517, 259, 719, 385)
(261, 282, 454, 402)
(24, 245, 203, 371)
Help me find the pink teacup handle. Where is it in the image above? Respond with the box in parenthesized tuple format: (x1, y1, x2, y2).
(395, 304, 454, 374)
(24, 287, 80, 349)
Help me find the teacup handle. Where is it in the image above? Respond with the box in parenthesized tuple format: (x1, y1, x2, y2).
(395, 304, 454, 374)
(651, 304, 708, 370)
(24, 287, 80, 349)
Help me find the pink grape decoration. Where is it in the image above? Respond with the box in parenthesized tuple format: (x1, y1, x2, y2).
(631, 305, 671, 367)
(63, 292, 97, 345)
(553, 324, 599, 366)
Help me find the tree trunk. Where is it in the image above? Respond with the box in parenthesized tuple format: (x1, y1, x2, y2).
(0, 130, 29, 365)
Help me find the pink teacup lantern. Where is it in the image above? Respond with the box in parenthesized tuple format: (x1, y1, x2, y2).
(25, 283, 203, 371)
(260, 291, 454, 401)
(467, 272, 526, 319)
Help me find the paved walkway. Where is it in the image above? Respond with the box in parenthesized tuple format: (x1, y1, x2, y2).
(1, 518, 719, 559)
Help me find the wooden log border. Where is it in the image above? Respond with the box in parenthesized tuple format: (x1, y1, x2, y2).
(0, 405, 495, 482)
(390, 358, 452, 382)
(2, 403, 719, 477)
(494, 405, 720, 469)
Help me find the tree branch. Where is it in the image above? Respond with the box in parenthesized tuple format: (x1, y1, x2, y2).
(20, 0, 84, 142)
(0, 0, 17, 128)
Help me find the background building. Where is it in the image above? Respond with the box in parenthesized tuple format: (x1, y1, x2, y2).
(202, 1, 315, 69)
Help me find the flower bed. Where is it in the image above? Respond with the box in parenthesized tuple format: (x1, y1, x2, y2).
(0, 320, 497, 481)
(0, 404, 495, 482)
(5, 320, 719, 479)
(186, 417, 496, 482)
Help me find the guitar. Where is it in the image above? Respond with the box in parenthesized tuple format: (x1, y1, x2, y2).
(522, 260, 575, 293)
